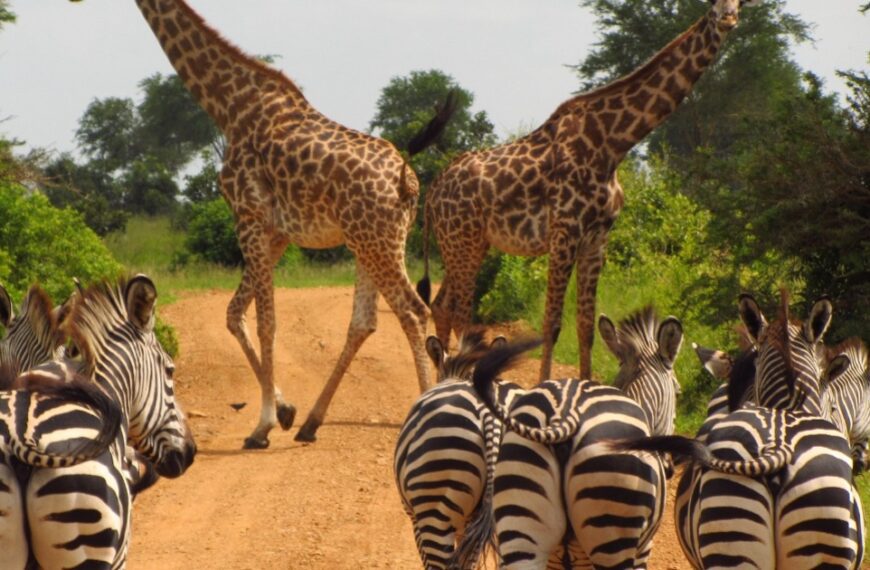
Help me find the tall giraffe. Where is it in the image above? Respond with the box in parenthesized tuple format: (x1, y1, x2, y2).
(419, 0, 757, 381)
(76, 0, 453, 448)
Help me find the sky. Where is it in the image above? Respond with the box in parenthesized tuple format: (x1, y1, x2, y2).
(0, 0, 868, 157)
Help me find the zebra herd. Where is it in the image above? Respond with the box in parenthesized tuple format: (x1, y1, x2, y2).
(394, 294, 870, 569)
(0, 276, 194, 569)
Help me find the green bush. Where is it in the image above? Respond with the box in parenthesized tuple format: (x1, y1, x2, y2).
(476, 255, 547, 324)
(0, 181, 120, 302)
(179, 198, 302, 268)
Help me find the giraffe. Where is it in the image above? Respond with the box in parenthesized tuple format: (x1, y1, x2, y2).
(76, 0, 455, 448)
(419, 0, 758, 382)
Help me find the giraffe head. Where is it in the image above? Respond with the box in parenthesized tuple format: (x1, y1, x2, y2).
(709, 0, 760, 31)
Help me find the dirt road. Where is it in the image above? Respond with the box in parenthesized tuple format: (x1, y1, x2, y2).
(128, 286, 691, 569)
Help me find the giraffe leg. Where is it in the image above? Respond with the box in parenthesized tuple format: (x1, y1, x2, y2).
(295, 263, 380, 442)
(432, 236, 488, 349)
(538, 229, 579, 381)
(226, 230, 294, 449)
(574, 234, 607, 380)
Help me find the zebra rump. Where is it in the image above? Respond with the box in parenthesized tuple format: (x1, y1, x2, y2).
(0, 364, 122, 468)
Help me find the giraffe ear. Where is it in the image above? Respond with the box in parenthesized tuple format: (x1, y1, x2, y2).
(657, 317, 683, 368)
(738, 294, 767, 344)
(425, 336, 446, 370)
(126, 274, 158, 332)
(598, 315, 623, 360)
(805, 298, 833, 344)
(0, 284, 13, 328)
(693, 342, 732, 379)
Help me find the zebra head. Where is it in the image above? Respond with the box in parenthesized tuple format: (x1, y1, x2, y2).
(0, 284, 65, 374)
(67, 275, 196, 479)
(738, 292, 833, 415)
(598, 307, 683, 436)
(425, 331, 505, 383)
(822, 339, 870, 469)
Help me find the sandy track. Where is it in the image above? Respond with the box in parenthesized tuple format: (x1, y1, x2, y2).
(128, 286, 691, 569)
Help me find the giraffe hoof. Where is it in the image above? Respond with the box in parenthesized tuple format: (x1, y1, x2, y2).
(277, 403, 297, 431)
(242, 436, 270, 450)
(294, 418, 320, 443)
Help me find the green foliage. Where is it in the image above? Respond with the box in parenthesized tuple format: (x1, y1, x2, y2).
(476, 255, 548, 324)
(0, 181, 120, 302)
(154, 316, 179, 358)
(41, 155, 128, 235)
(0, 1, 15, 30)
(120, 156, 179, 216)
(181, 152, 221, 204)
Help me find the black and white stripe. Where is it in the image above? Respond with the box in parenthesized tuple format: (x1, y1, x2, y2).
(458, 308, 683, 569)
(822, 339, 870, 475)
(0, 284, 66, 374)
(618, 294, 863, 569)
(8, 275, 196, 570)
(394, 332, 518, 569)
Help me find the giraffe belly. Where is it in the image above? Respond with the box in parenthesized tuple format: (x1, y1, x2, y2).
(485, 220, 548, 257)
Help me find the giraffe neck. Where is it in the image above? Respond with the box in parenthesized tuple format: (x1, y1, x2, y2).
(135, 0, 309, 135)
(559, 11, 729, 161)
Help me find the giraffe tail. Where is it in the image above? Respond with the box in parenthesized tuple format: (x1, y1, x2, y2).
(415, 200, 432, 305)
(405, 88, 459, 157)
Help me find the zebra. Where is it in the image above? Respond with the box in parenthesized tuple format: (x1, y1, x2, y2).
(394, 331, 518, 569)
(0, 283, 67, 374)
(616, 293, 863, 569)
(459, 308, 683, 569)
(6, 274, 196, 570)
(0, 365, 123, 570)
(822, 338, 870, 476)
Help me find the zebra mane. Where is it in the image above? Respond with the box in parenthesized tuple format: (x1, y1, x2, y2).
(0, 361, 17, 391)
(21, 285, 65, 353)
(440, 330, 490, 381)
(726, 347, 757, 412)
(64, 276, 134, 375)
(612, 306, 659, 390)
(767, 290, 799, 398)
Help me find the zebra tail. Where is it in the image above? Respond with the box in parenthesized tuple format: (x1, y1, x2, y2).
(471, 338, 580, 445)
(9, 372, 122, 467)
(610, 435, 793, 477)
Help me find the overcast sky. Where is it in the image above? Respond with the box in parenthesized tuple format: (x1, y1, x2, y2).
(1, 0, 868, 157)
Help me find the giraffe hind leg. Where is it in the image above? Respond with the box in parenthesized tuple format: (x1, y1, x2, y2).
(295, 263, 380, 442)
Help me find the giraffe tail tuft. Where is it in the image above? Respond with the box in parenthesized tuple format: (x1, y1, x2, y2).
(416, 277, 431, 306)
(406, 88, 459, 157)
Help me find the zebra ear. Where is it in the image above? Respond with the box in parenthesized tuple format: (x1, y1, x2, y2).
(425, 336, 446, 369)
(805, 298, 833, 344)
(657, 317, 684, 368)
(823, 354, 851, 387)
(126, 275, 158, 332)
(598, 315, 623, 360)
(693, 342, 732, 379)
(490, 336, 508, 349)
(0, 284, 13, 328)
(738, 294, 767, 344)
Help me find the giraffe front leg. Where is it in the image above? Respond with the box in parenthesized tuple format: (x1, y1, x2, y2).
(295, 262, 379, 442)
(227, 230, 293, 450)
(539, 228, 579, 381)
(575, 233, 608, 380)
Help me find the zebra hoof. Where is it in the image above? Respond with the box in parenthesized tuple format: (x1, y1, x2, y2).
(294, 419, 320, 443)
(242, 436, 270, 450)
(277, 403, 297, 431)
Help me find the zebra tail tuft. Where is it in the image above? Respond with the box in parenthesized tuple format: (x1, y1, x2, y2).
(449, 495, 496, 570)
(609, 435, 713, 465)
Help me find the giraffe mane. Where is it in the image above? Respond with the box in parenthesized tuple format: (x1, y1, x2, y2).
(173, 0, 307, 102)
(551, 14, 707, 117)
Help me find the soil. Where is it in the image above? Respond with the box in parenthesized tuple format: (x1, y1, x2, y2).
(127, 286, 693, 569)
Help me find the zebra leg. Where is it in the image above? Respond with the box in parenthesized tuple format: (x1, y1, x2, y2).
(494, 433, 566, 569)
(0, 464, 28, 569)
(296, 263, 379, 442)
(26, 461, 130, 570)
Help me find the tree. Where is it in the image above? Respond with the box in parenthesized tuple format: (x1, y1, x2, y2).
(76, 97, 140, 173)
(0, 0, 14, 30)
(369, 69, 497, 188)
(574, 0, 810, 159)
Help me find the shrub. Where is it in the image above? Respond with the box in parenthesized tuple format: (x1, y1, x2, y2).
(180, 198, 302, 268)
(0, 181, 120, 302)
(476, 255, 547, 324)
